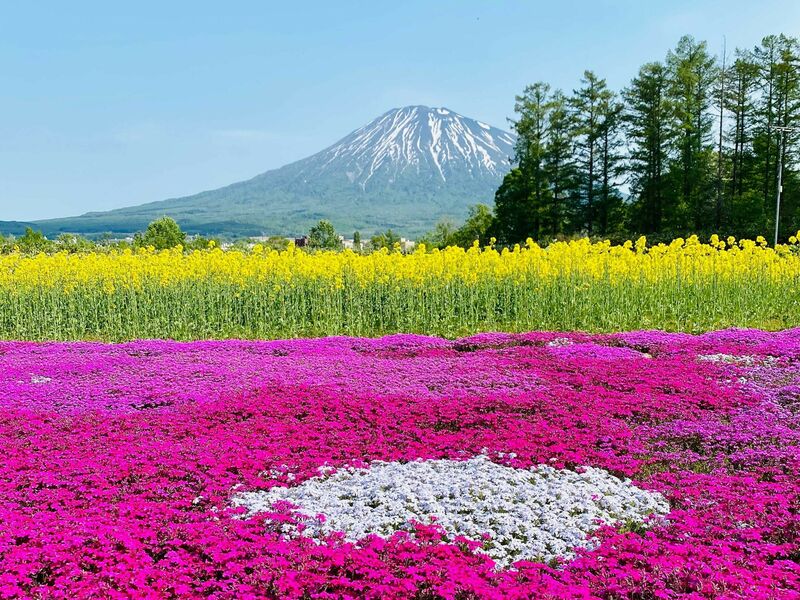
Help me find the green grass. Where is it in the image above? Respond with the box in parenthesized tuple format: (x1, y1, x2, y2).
(1, 271, 798, 341)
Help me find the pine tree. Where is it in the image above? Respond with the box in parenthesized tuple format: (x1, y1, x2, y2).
(752, 35, 781, 216)
(512, 83, 552, 239)
(571, 71, 613, 235)
(751, 34, 800, 240)
(714, 40, 727, 231)
(493, 168, 532, 244)
(772, 35, 800, 240)
(597, 91, 626, 236)
(724, 52, 761, 234)
(623, 62, 673, 233)
(542, 90, 576, 237)
(666, 35, 718, 232)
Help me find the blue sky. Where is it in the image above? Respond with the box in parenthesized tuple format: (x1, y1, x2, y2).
(2, 0, 799, 221)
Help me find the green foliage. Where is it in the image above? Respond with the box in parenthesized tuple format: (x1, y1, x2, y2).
(183, 236, 216, 251)
(418, 219, 458, 249)
(263, 236, 290, 252)
(449, 204, 495, 248)
(666, 35, 718, 231)
(55, 233, 95, 253)
(135, 217, 186, 250)
(494, 31, 800, 245)
(513, 83, 551, 239)
(0, 229, 100, 255)
(493, 169, 531, 245)
(370, 229, 401, 251)
(494, 72, 627, 244)
(570, 71, 626, 236)
(419, 205, 496, 249)
(624, 62, 673, 233)
(543, 90, 577, 237)
(17, 228, 54, 253)
(308, 220, 343, 250)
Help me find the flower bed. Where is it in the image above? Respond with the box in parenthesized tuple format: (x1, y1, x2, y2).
(232, 456, 670, 567)
(0, 330, 798, 598)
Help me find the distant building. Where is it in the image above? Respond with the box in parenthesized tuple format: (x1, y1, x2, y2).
(399, 238, 416, 253)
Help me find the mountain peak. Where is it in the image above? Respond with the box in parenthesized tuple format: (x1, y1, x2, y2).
(386, 105, 477, 120)
(297, 105, 515, 188)
(388, 105, 450, 113)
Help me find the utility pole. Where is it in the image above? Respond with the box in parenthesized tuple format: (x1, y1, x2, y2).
(773, 125, 799, 246)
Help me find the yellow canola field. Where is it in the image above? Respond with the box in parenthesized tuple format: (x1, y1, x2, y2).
(2, 234, 799, 291)
(1, 234, 799, 340)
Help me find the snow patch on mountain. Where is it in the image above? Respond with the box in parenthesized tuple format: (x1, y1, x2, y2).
(293, 106, 515, 190)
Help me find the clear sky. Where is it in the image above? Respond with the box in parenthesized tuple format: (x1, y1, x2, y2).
(2, 0, 799, 221)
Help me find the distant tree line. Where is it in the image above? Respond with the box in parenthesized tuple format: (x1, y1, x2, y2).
(0, 218, 424, 255)
(0, 218, 215, 254)
(490, 34, 800, 245)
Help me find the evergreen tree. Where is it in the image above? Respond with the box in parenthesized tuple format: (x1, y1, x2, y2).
(596, 90, 626, 236)
(752, 35, 800, 240)
(752, 35, 782, 218)
(512, 83, 552, 239)
(666, 35, 718, 232)
(542, 90, 576, 237)
(724, 52, 761, 234)
(493, 168, 532, 244)
(774, 36, 800, 241)
(713, 41, 727, 231)
(623, 62, 674, 233)
(571, 71, 613, 235)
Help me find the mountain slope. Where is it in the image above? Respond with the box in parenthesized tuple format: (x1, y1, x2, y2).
(27, 106, 516, 238)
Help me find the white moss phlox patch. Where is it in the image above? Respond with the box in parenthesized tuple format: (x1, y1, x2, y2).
(233, 456, 669, 567)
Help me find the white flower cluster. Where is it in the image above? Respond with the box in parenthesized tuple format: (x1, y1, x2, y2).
(699, 353, 757, 366)
(233, 456, 669, 567)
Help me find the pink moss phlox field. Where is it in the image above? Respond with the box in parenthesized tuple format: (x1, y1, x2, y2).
(0, 330, 798, 599)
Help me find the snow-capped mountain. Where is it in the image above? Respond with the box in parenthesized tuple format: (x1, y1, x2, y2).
(25, 106, 517, 238)
(294, 106, 515, 188)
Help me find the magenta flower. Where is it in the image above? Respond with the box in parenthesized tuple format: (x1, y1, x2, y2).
(0, 329, 796, 598)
